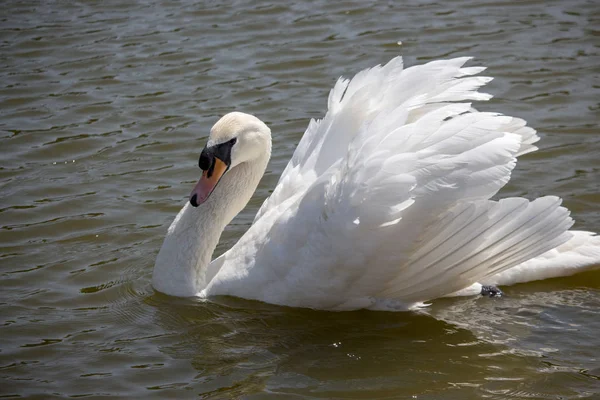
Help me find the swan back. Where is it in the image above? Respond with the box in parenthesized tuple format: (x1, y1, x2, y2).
(203, 57, 577, 310)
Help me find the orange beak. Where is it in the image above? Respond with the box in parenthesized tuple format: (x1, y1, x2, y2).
(189, 158, 228, 207)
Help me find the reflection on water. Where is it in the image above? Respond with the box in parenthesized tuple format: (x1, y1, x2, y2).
(152, 297, 492, 398)
(1, 0, 599, 398)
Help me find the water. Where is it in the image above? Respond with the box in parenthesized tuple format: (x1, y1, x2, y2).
(1, 0, 599, 398)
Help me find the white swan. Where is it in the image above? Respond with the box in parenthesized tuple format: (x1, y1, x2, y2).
(153, 56, 600, 311)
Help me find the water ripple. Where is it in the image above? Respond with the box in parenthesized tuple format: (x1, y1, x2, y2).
(0, 0, 599, 398)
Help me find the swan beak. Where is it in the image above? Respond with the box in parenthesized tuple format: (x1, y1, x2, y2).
(190, 158, 228, 207)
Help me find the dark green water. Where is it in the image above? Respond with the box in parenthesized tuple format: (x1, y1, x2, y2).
(1, 0, 599, 398)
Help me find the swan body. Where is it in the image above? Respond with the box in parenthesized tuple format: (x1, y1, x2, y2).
(153, 56, 600, 311)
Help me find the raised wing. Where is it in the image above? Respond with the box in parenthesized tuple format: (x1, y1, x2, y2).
(254, 57, 537, 224)
(207, 57, 573, 310)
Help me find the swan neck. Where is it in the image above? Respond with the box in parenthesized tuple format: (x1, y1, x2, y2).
(153, 152, 269, 296)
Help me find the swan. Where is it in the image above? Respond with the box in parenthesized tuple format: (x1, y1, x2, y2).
(153, 56, 600, 311)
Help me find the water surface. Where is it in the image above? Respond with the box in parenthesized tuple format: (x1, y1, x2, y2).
(1, 0, 599, 398)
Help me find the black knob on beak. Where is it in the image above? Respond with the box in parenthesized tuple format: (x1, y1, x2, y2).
(199, 147, 213, 171)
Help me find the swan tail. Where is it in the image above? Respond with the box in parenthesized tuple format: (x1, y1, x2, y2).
(378, 196, 574, 305)
(481, 230, 600, 286)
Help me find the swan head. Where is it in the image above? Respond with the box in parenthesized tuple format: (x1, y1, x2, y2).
(190, 112, 271, 207)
